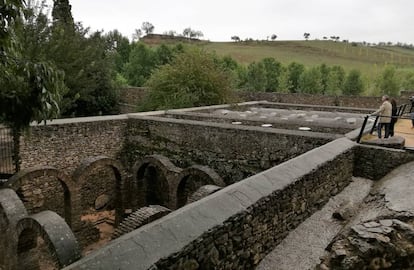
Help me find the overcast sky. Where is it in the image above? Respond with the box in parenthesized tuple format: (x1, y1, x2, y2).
(51, 0, 414, 44)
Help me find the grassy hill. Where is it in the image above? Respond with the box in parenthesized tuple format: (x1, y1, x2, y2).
(142, 35, 414, 80)
(200, 40, 414, 78)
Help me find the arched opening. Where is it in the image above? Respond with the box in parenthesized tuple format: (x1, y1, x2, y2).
(17, 228, 58, 270)
(5, 167, 73, 226)
(176, 165, 224, 208)
(72, 156, 123, 254)
(136, 164, 170, 207)
(16, 211, 80, 270)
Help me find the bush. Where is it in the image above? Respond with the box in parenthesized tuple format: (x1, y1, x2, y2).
(141, 48, 234, 110)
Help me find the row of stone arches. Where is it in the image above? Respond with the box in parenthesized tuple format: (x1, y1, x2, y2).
(0, 154, 225, 256)
(132, 154, 225, 210)
(0, 189, 80, 270)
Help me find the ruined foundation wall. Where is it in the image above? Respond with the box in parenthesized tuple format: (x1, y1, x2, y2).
(65, 138, 355, 270)
(20, 116, 128, 172)
(123, 116, 336, 185)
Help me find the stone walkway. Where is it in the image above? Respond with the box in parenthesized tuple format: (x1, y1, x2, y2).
(256, 177, 373, 270)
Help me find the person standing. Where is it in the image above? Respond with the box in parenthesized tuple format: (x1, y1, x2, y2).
(389, 99, 398, 137)
(371, 95, 392, 139)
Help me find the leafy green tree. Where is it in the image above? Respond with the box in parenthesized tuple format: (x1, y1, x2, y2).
(343, 69, 364, 95)
(52, 0, 74, 26)
(326, 65, 345, 95)
(246, 61, 267, 91)
(401, 71, 414, 90)
(141, 21, 154, 35)
(1, 0, 65, 171)
(286, 62, 305, 93)
(376, 66, 400, 96)
(141, 48, 234, 110)
(318, 63, 330, 94)
(298, 67, 322, 94)
(262, 57, 283, 91)
(123, 43, 158, 86)
(104, 29, 131, 73)
(155, 44, 174, 65)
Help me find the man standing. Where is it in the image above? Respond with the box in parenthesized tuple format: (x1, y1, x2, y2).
(371, 95, 392, 139)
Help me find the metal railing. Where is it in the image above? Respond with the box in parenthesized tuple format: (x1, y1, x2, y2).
(356, 102, 413, 143)
(0, 126, 14, 179)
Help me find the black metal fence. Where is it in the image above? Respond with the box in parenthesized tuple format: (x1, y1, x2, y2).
(0, 126, 14, 179)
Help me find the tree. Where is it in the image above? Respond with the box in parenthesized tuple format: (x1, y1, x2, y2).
(343, 69, 364, 95)
(376, 66, 400, 96)
(141, 48, 234, 110)
(132, 28, 142, 41)
(271, 34, 277, 41)
(52, 0, 74, 26)
(231, 36, 240, 42)
(123, 43, 158, 86)
(326, 65, 345, 95)
(104, 29, 131, 73)
(286, 62, 305, 93)
(141, 21, 154, 35)
(304, 32, 310, 40)
(183, 27, 192, 39)
(298, 67, 323, 94)
(246, 61, 267, 91)
(262, 57, 283, 91)
(1, 0, 65, 171)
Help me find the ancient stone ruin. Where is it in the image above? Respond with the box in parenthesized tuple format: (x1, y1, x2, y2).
(0, 100, 413, 269)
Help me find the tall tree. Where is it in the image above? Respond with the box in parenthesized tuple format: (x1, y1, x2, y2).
(52, 0, 74, 27)
(1, 0, 65, 171)
(141, 21, 154, 35)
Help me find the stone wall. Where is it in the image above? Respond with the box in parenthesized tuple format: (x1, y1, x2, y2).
(123, 116, 337, 185)
(119, 88, 414, 111)
(20, 116, 128, 172)
(64, 138, 356, 270)
(353, 144, 414, 180)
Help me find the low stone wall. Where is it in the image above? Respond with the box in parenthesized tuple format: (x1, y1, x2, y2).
(119, 88, 414, 111)
(353, 144, 414, 180)
(123, 116, 337, 185)
(64, 138, 355, 270)
(20, 116, 128, 172)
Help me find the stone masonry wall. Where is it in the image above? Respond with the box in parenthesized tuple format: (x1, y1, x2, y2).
(123, 116, 336, 185)
(353, 144, 414, 180)
(65, 138, 355, 270)
(20, 116, 128, 172)
(120, 88, 414, 111)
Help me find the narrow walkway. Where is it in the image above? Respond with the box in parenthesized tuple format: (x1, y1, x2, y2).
(256, 177, 373, 270)
(362, 119, 414, 148)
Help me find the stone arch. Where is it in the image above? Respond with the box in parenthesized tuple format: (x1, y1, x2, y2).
(0, 188, 28, 270)
(16, 210, 81, 269)
(187, 185, 223, 205)
(176, 165, 225, 208)
(71, 156, 124, 249)
(132, 155, 182, 209)
(112, 205, 171, 239)
(5, 166, 74, 226)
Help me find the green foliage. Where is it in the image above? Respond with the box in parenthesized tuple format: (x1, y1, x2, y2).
(343, 69, 365, 95)
(246, 61, 266, 91)
(318, 63, 330, 94)
(262, 57, 283, 91)
(326, 65, 345, 95)
(124, 43, 158, 87)
(298, 66, 322, 94)
(104, 29, 131, 73)
(141, 48, 234, 110)
(376, 66, 400, 96)
(286, 62, 305, 93)
(51, 0, 74, 26)
(245, 57, 283, 92)
(401, 71, 414, 90)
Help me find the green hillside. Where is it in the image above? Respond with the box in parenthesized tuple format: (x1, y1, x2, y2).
(199, 40, 414, 79)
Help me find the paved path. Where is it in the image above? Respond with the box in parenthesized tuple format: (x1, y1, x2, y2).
(256, 177, 373, 270)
